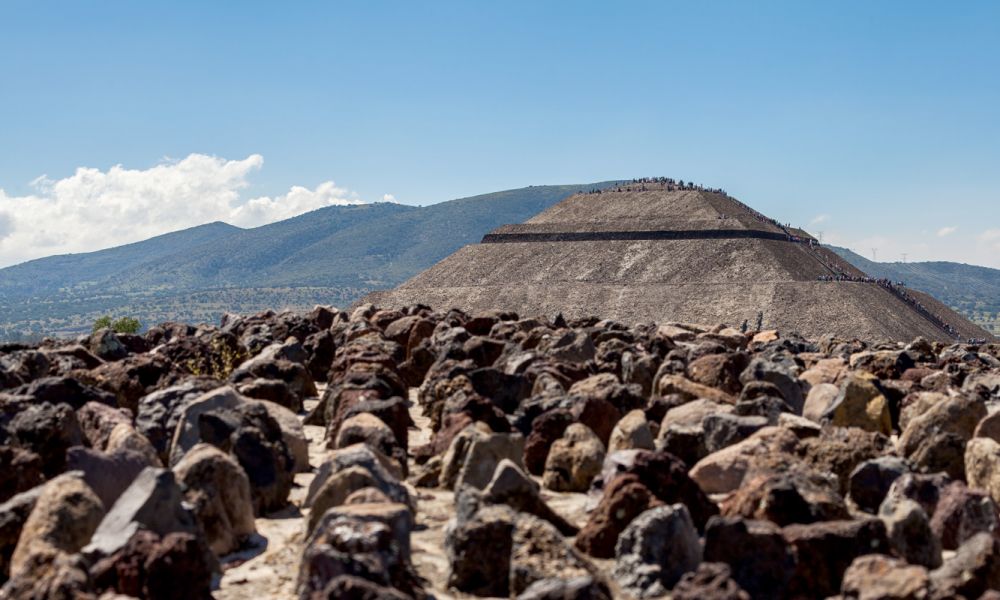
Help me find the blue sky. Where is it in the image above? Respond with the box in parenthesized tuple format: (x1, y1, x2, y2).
(1, 1, 999, 267)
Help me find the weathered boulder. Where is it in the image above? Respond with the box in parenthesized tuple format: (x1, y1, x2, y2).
(670, 562, 750, 600)
(703, 516, 794, 599)
(606, 409, 654, 453)
(256, 400, 310, 473)
(166, 385, 245, 465)
(84, 467, 214, 574)
(802, 382, 839, 422)
(338, 396, 412, 453)
(575, 473, 662, 558)
(739, 356, 804, 413)
(236, 377, 302, 412)
(135, 377, 221, 463)
(0, 446, 44, 504)
(543, 423, 606, 492)
(929, 532, 1000, 599)
(848, 456, 908, 514)
(516, 576, 611, 600)
(657, 374, 736, 405)
(89, 354, 172, 413)
(7, 401, 84, 476)
(878, 498, 941, 568)
(1, 553, 94, 599)
(930, 481, 1000, 550)
(440, 424, 525, 491)
(689, 426, 800, 495)
(966, 436, 1000, 504)
(524, 408, 573, 475)
(66, 446, 153, 509)
(445, 504, 515, 597)
(702, 413, 769, 453)
(0, 484, 45, 579)
(720, 468, 848, 525)
(89, 328, 128, 361)
(76, 401, 131, 450)
(187, 400, 295, 514)
(840, 554, 931, 600)
(687, 352, 747, 395)
(798, 426, 889, 494)
(306, 466, 383, 534)
(782, 518, 891, 598)
(334, 413, 406, 473)
(612, 504, 701, 597)
(509, 513, 597, 596)
(9, 474, 104, 580)
(90, 529, 214, 600)
(172, 443, 256, 557)
(821, 372, 892, 435)
(482, 459, 576, 535)
(305, 444, 410, 512)
(898, 392, 985, 479)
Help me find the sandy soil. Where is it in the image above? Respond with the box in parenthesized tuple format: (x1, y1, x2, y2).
(215, 389, 600, 600)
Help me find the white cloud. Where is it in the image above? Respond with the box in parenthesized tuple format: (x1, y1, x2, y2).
(0, 153, 364, 267)
(809, 214, 830, 226)
(936, 226, 957, 237)
(382, 194, 398, 203)
(979, 229, 1000, 243)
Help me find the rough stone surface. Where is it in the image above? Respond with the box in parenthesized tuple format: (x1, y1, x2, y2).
(612, 504, 701, 598)
(878, 498, 941, 568)
(606, 409, 654, 453)
(821, 372, 892, 435)
(172, 443, 256, 557)
(445, 504, 515, 597)
(670, 562, 750, 600)
(543, 423, 606, 492)
(509, 512, 596, 596)
(966, 436, 1000, 504)
(930, 481, 1000, 550)
(840, 554, 931, 600)
(9, 474, 104, 580)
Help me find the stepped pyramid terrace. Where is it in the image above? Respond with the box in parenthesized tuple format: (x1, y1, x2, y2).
(368, 179, 992, 342)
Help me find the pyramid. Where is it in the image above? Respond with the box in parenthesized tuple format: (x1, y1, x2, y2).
(367, 181, 992, 342)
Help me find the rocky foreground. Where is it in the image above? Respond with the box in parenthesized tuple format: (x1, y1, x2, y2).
(0, 307, 999, 599)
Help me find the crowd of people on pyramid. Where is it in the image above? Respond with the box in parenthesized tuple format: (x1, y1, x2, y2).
(586, 177, 727, 195)
(814, 273, 968, 339)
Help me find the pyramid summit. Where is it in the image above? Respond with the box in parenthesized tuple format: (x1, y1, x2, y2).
(367, 179, 992, 342)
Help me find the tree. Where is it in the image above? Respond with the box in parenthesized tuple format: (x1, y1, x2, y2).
(92, 316, 112, 332)
(92, 315, 141, 334)
(112, 316, 141, 334)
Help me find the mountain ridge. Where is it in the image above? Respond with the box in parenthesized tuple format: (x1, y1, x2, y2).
(0, 182, 620, 339)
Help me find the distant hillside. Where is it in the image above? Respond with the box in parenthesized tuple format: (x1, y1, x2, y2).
(829, 245, 1000, 335)
(0, 182, 618, 340)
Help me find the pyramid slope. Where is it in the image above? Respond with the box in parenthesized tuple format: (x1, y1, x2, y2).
(367, 186, 991, 342)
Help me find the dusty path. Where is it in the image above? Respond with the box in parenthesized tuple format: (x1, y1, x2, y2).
(216, 389, 599, 599)
(215, 398, 325, 599)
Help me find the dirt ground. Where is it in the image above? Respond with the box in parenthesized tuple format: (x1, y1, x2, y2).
(215, 390, 603, 599)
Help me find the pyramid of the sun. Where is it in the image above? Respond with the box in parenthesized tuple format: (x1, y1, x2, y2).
(367, 183, 991, 341)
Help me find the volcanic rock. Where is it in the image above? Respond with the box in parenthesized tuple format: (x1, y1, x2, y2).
(839, 554, 931, 600)
(172, 443, 256, 556)
(543, 423, 606, 492)
(612, 504, 701, 597)
(9, 474, 104, 580)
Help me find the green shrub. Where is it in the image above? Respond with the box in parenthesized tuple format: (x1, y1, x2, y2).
(92, 315, 141, 334)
